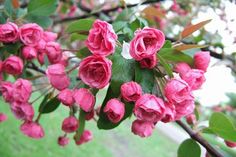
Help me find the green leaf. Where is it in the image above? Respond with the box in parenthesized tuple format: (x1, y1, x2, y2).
(158, 48, 193, 66)
(157, 53, 174, 78)
(208, 112, 236, 142)
(163, 40, 172, 48)
(112, 21, 127, 33)
(76, 47, 92, 59)
(4, 0, 14, 18)
(3, 42, 22, 54)
(74, 110, 86, 140)
(135, 63, 155, 93)
(178, 139, 201, 157)
(66, 19, 94, 34)
(39, 95, 61, 114)
(129, 17, 148, 32)
(26, 16, 53, 28)
(27, 0, 57, 16)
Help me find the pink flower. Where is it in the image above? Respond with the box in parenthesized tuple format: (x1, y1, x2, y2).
(139, 54, 157, 69)
(58, 89, 75, 106)
(3, 56, 23, 75)
(86, 20, 117, 56)
(130, 27, 165, 61)
(73, 88, 95, 112)
(174, 62, 191, 75)
(43, 31, 57, 42)
(37, 51, 46, 65)
(20, 121, 45, 139)
(58, 54, 69, 67)
(0, 81, 14, 103)
(121, 81, 142, 102)
(75, 130, 93, 145)
(0, 60, 2, 72)
(186, 114, 196, 125)
(58, 136, 69, 147)
(85, 110, 95, 121)
(35, 39, 46, 51)
(62, 116, 79, 133)
(11, 102, 34, 121)
(131, 119, 154, 138)
(194, 51, 210, 72)
(46, 64, 70, 91)
(0, 113, 8, 123)
(134, 94, 165, 122)
(225, 140, 236, 148)
(180, 69, 206, 90)
(45, 42, 62, 64)
(103, 98, 125, 123)
(22, 46, 37, 60)
(175, 99, 195, 120)
(13, 79, 32, 103)
(164, 78, 193, 104)
(79, 55, 112, 89)
(19, 23, 43, 46)
(161, 102, 176, 123)
(0, 22, 19, 43)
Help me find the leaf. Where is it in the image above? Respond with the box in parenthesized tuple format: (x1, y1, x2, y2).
(3, 42, 22, 54)
(112, 21, 127, 33)
(39, 95, 61, 114)
(142, 6, 165, 19)
(174, 44, 208, 51)
(12, 0, 20, 9)
(181, 19, 212, 39)
(27, 0, 57, 16)
(163, 40, 172, 48)
(135, 63, 155, 93)
(158, 48, 193, 66)
(129, 17, 148, 32)
(26, 16, 53, 28)
(208, 112, 236, 142)
(74, 110, 86, 140)
(66, 19, 94, 34)
(178, 139, 201, 157)
(76, 47, 92, 59)
(157, 53, 174, 78)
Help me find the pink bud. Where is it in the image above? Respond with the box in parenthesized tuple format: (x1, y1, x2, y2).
(103, 98, 125, 123)
(194, 51, 210, 72)
(43, 31, 57, 42)
(3, 56, 23, 75)
(131, 119, 154, 138)
(85, 110, 95, 121)
(11, 102, 34, 121)
(121, 81, 142, 102)
(75, 130, 93, 145)
(0, 22, 19, 43)
(185, 114, 196, 125)
(73, 88, 95, 112)
(20, 121, 45, 139)
(62, 116, 79, 133)
(0, 112, 8, 123)
(0, 81, 14, 103)
(58, 136, 69, 147)
(161, 101, 176, 123)
(13, 78, 32, 103)
(58, 89, 75, 106)
(139, 55, 157, 69)
(225, 140, 236, 148)
(174, 62, 191, 75)
(22, 46, 37, 60)
(45, 41, 62, 64)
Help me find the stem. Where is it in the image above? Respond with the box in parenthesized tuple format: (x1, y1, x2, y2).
(30, 86, 53, 104)
(176, 120, 223, 157)
(35, 113, 41, 123)
(67, 62, 80, 74)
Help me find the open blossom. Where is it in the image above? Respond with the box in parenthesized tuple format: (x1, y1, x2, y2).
(13, 79, 32, 103)
(175, 99, 195, 120)
(161, 102, 176, 123)
(120, 81, 142, 102)
(73, 88, 95, 112)
(3, 56, 23, 75)
(79, 55, 112, 89)
(180, 69, 206, 90)
(103, 99, 125, 123)
(45, 41, 62, 64)
(22, 46, 37, 60)
(130, 27, 165, 61)
(58, 89, 75, 106)
(62, 116, 79, 133)
(75, 130, 93, 145)
(194, 51, 210, 72)
(11, 102, 34, 121)
(46, 64, 70, 91)
(20, 121, 45, 139)
(139, 54, 157, 69)
(58, 136, 70, 147)
(131, 119, 154, 138)
(86, 20, 117, 56)
(0, 81, 14, 103)
(19, 23, 43, 46)
(134, 94, 165, 122)
(0, 22, 19, 43)
(0, 113, 8, 123)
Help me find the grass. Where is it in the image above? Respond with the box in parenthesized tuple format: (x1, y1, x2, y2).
(0, 91, 178, 157)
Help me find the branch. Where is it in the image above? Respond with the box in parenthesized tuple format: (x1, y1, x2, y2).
(27, 63, 46, 75)
(176, 120, 223, 157)
(54, 0, 163, 24)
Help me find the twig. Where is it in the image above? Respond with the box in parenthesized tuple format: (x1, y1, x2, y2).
(27, 63, 46, 75)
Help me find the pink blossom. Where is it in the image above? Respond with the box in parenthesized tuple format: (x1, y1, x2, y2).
(120, 81, 142, 102)
(131, 119, 154, 138)
(58, 89, 75, 106)
(75, 130, 93, 145)
(194, 51, 210, 72)
(20, 121, 45, 139)
(0, 22, 19, 43)
(3, 56, 23, 75)
(62, 116, 79, 133)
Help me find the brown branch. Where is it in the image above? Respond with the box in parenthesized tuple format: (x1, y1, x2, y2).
(176, 120, 223, 157)
(27, 63, 46, 75)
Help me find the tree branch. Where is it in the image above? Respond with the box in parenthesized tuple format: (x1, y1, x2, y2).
(27, 63, 46, 75)
(176, 120, 223, 157)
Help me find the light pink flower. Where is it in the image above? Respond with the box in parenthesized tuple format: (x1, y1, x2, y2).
(45, 41, 62, 64)
(103, 98, 125, 123)
(130, 27, 165, 61)
(11, 102, 34, 121)
(79, 55, 112, 89)
(22, 46, 37, 60)
(0, 22, 19, 43)
(194, 51, 210, 72)
(20, 121, 45, 139)
(121, 81, 142, 102)
(43, 31, 57, 42)
(62, 116, 79, 133)
(134, 94, 165, 122)
(73, 88, 95, 112)
(58, 136, 69, 147)
(131, 119, 154, 138)
(174, 62, 191, 75)
(13, 79, 32, 103)
(58, 89, 75, 106)
(3, 56, 23, 75)
(86, 20, 117, 56)
(75, 130, 93, 145)
(175, 99, 195, 120)
(0, 113, 8, 123)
